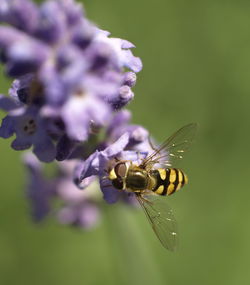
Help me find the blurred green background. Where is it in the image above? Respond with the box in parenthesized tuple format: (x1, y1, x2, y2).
(1, 0, 250, 284)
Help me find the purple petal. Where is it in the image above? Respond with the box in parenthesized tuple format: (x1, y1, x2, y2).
(114, 109, 131, 124)
(0, 26, 23, 49)
(119, 85, 134, 100)
(112, 85, 134, 109)
(74, 151, 99, 187)
(122, 50, 143, 72)
(123, 72, 137, 87)
(0, 0, 39, 33)
(57, 45, 88, 88)
(129, 126, 149, 143)
(87, 99, 112, 126)
(33, 138, 56, 162)
(120, 150, 147, 164)
(7, 39, 49, 76)
(62, 110, 88, 142)
(82, 75, 121, 101)
(102, 132, 129, 158)
(39, 65, 68, 106)
(120, 39, 135, 49)
(100, 179, 120, 204)
(112, 125, 149, 147)
(35, 1, 66, 43)
(62, 96, 111, 141)
(0, 116, 15, 138)
(107, 110, 131, 136)
(58, 0, 84, 27)
(0, 95, 18, 111)
(11, 137, 32, 150)
(71, 19, 94, 49)
(97, 133, 130, 177)
(56, 135, 76, 161)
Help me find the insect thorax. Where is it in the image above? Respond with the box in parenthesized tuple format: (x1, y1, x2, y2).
(125, 167, 149, 192)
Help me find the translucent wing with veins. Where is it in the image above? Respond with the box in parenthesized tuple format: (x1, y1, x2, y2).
(142, 123, 198, 168)
(136, 192, 178, 251)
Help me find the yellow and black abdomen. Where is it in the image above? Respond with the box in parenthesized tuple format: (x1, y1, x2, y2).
(150, 168, 188, 196)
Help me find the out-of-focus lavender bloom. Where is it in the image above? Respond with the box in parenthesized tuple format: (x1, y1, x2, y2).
(106, 109, 152, 152)
(123, 72, 137, 87)
(57, 202, 100, 229)
(24, 152, 54, 221)
(60, 90, 111, 141)
(24, 152, 101, 228)
(55, 176, 100, 229)
(0, 0, 142, 101)
(0, 0, 152, 229)
(0, 0, 143, 163)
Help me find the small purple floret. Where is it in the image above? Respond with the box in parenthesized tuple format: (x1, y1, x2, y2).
(0, 98, 56, 162)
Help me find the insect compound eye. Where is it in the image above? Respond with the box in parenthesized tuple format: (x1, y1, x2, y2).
(114, 162, 127, 178)
(112, 178, 124, 190)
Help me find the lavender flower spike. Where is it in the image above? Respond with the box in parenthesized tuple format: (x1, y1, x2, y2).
(0, 0, 151, 229)
(0, 0, 143, 158)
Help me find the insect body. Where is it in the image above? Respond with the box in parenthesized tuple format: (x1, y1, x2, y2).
(109, 164, 188, 196)
(108, 123, 197, 251)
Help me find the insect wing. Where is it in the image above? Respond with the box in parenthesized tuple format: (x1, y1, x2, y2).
(136, 193, 178, 251)
(142, 123, 197, 167)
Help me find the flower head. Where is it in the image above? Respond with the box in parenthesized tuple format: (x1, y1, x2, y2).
(0, 0, 152, 229)
(0, 0, 143, 163)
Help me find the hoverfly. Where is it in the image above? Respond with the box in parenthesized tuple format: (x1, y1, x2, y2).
(108, 123, 197, 251)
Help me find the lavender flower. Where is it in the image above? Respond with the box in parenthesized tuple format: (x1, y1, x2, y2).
(0, 0, 152, 229)
(24, 152, 101, 228)
(0, 0, 142, 162)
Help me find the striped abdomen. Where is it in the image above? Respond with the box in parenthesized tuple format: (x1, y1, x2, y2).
(150, 168, 188, 196)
